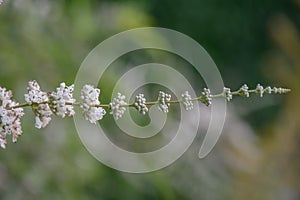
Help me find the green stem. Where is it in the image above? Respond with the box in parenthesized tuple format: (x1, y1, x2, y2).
(8, 102, 32, 109)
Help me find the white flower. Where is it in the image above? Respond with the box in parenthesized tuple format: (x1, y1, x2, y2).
(265, 86, 272, 94)
(33, 104, 52, 129)
(157, 91, 171, 113)
(223, 87, 232, 102)
(0, 87, 24, 149)
(24, 80, 47, 103)
(200, 88, 212, 106)
(134, 94, 148, 115)
(256, 84, 264, 97)
(0, 0, 3, 5)
(83, 107, 106, 124)
(80, 85, 100, 108)
(109, 93, 126, 119)
(80, 85, 106, 123)
(181, 91, 193, 111)
(239, 84, 250, 97)
(50, 82, 75, 118)
(24, 80, 52, 129)
(0, 135, 6, 149)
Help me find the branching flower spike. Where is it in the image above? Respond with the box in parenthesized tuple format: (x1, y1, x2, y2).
(0, 80, 291, 149)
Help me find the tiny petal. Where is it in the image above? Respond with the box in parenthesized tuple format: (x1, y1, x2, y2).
(35, 116, 43, 129)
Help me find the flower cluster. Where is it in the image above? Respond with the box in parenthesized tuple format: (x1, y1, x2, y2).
(134, 94, 148, 115)
(239, 84, 250, 97)
(181, 91, 193, 111)
(256, 84, 264, 97)
(0, 87, 24, 149)
(157, 91, 171, 113)
(50, 83, 75, 118)
(0, 80, 291, 149)
(109, 93, 126, 119)
(24, 80, 52, 129)
(265, 86, 272, 94)
(80, 85, 106, 124)
(223, 87, 233, 102)
(199, 88, 212, 106)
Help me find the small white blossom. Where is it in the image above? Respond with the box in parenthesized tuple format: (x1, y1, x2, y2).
(80, 85, 106, 123)
(0, 135, 6, 149)
(0, 87, 24, 149)
(24, 80, 52, 129)
(256, 84, 264, 97)
(0, 0, 3, 5)
(200, 88, 212, 106)
(239, 84, 250, 97)
(50, 82, 75, 118)
(0, 79, 292, 150)
(265, 86, 272, 94)
(223, 87, 232, 102)
(109, 93, 126, 119)
(134, 94, 148, 115)
(181, 91, 193, 111)
(157, 91, 171, 113)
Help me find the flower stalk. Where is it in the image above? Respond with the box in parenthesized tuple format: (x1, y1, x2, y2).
(0, 80, 291, 149)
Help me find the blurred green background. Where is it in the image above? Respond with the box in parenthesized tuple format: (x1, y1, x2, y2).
(0, 0, 299, 199)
